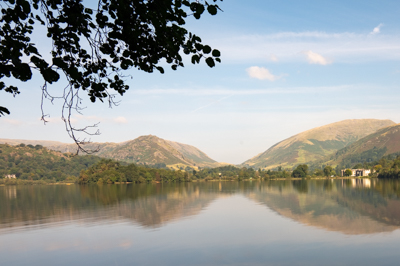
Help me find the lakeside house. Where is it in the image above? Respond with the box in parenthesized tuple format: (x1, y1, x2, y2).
(340, 169, 371, 177)
(4, 174, 16, 179)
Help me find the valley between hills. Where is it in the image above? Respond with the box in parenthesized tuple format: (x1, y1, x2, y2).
(1, 118, 400, 171)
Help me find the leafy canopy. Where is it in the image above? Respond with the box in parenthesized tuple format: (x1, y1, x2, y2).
(0, 0, 222, 148)
(292, 164, 308, 178)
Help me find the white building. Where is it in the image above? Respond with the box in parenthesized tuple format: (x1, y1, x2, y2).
(341, 169, 371, 177)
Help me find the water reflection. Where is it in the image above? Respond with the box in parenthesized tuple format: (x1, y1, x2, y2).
(1, 179, 400, 235)
(247, 179, 400, 234)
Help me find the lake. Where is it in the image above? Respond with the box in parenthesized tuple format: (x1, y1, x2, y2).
(1, 179, 400, 265)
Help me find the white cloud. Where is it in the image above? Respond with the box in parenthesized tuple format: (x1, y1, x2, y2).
(246, 66, 281, 81)
(370, 23, 383, 35)
(303, 50, 331, 65)
(113, 116, 128, 124)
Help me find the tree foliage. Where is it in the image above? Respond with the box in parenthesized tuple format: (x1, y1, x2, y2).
(344, 169, 352, 177)
(323, 165, 333, 177)
(79, 161, 298, 184)
(292, 164, 308, 178)
(0, 143, 101, 181)
(0, 0, 222, 150)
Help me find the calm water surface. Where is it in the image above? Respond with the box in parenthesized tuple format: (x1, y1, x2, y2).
(1, 179, 400, 265)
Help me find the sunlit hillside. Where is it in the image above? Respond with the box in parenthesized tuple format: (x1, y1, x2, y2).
(242, 119, 395, 170)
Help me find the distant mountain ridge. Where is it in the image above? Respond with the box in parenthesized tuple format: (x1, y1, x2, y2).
(2, 119, 397, 169)
(0, 135, 218, 168)
(314, 123, 400, 168)
(242, 119, 395, 169)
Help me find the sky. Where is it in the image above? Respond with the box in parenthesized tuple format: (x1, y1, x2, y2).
(2, 0, 400, 164)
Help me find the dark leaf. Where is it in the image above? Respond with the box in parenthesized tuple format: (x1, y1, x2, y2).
(207, 5, 218, 15)
(0, 106, 10, 117)
(205, 57, 215, 67)
(156, 66, 165, 74)
(212, 49, 221, 57)
(203, 45, 211, 54)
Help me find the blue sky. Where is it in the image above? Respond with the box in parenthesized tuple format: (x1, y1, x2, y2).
(2, 0, 400, 164)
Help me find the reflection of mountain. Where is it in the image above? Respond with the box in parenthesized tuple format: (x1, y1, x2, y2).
(0, 183, 223, 231)
(80, 184, 220, 227)
(246, 180, 400, 234)
(1, 180, 400, 235)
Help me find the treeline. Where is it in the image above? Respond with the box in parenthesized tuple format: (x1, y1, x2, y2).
(369, 154, 400, 179)
(79, 159, 191, 184)
(79, 160, 297, 184)
(310, 152, 400, 179)
(194, 165, 291, 180)
(0, 144, 101, 182)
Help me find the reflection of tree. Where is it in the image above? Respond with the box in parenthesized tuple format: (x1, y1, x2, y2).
(0, 182, 239, 231)
(247, 180, 400, 234)
(292, 180, 308, 194)
(2, 180, 400, 234)
(323, 180, 333, 191)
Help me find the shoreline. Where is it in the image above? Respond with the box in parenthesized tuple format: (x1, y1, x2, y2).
(0, 176, 376, 185)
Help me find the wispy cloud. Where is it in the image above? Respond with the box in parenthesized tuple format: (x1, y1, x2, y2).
(269, 54, 279, 62)
(190, 95, 233, 113)
(113, 116, 128, 124)
(3, 119, 23, 126)
(131, 85, 351, 96)
(370, 23, 383, 35)
(73, 115, 104, 123)
(303, 50, 331, 65)
(213, 30, 400, 63)
(246, 66, 282, 81)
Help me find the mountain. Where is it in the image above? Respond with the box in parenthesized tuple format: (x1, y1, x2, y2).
(0, 138, 123, 156)
(242, 119, 395, 170)
(92, 135, 217, 167)
(315, 123, 400, 168)
(0, 135, 218, 168)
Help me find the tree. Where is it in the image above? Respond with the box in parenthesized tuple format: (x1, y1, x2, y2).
(313, 169, 324, 177)
(323, 165, 333, 177)
(374, 164, 382, 172)
(344, 169, 353, 177)
(0, 0, 222, 151)
(292, 164, 308, 178)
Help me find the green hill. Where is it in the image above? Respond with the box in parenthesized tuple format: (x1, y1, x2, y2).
(0, 144, 101, 181)
(242, 119, 395, 170)
(315, 123, 400, 168)
(94, 135, 217, 167)
(0, 135, 218, 168)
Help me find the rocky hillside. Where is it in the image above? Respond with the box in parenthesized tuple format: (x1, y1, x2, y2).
(242, 119, 395, 170)
(315, 123, 400, 168)
(0, 135, 218, 168)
